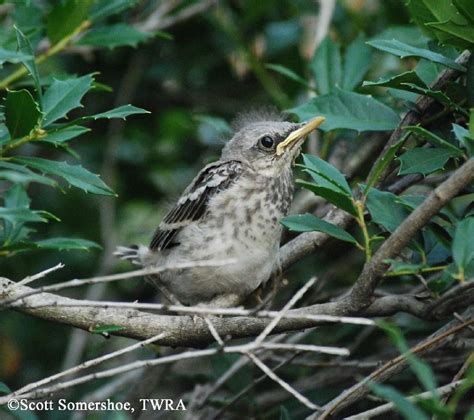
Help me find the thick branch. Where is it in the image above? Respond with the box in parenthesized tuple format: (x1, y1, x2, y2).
(349, 158, 474, 311)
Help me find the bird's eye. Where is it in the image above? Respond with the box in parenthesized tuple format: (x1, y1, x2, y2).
(258, 135, 275, 151)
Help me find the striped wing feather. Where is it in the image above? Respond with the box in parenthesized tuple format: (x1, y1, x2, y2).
(149, 160, 243, 251)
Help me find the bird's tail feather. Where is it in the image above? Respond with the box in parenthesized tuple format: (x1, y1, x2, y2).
(114, 245, 142, 265)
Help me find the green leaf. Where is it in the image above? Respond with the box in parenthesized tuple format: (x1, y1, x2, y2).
(43, 125, 90, 145)
(0, 207, 48, 224)
(369, 382, 429, 420)
(398, 147, 459, 176)
(4, 89, 42, 139)
(265, 63, 311, 89)
(297, 180, 358, 216)
(311, 36, 341, 94)
(427, 20, 474, 48)
(302, 154, 352, 195)
(379, 322, 438, 394)
(47, 0, 91, 45)
(289, 89, 400, 132)
(77, 24, 152, 49)
(90, 0, 138, 21)
(90, 324, 126, 334)
(364, 133, 409, 196)
(452, 217, 474, 273)
(14, 156, 116, 196)
(14, 26, 42, 107)
(452, 123, 474, 156)
(0, 48, 32, 65)
(281, 213, 359, 245)
(454, 0, 474, 21)
(471, 108, 474, 140)
(35, 237, 101, 251)
(385, 259, 427, 276)
(86, 104, 150, 120)
(0, 382, 11, 394)
(342, 33, 372, 90)
(367, 39, 466, 71)
(366, 188, 409, 232)
(405, 126, 464, 154)
(42, 75, 94, 126)
(0, 161, 57, 187)
(363, 70, 427, 90)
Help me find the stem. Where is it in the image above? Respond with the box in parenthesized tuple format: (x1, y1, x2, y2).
(0, 20, 91, 90)
(355, 200, 371, 262)
(1, 128, 46, 156)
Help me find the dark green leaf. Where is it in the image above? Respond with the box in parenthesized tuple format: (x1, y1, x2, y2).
(90, 0, 138, 21)
(36, 237, 101, 251)
(452, 217, 474, 272)
(342, 33, 372, 90)
(401, 82, 463, 110)
(14, 156, 116, 196)
(14, 25, 42, 107)
(265, 63, 311, 88)
(4, 89, 42, 139)
(279, 406, 291, 420)
(398, 147, 459, 176)
(86, 104, 150, 120)
(406, 126, 463, 154)
(452, 123, 474, 156)
(366, 188, 409, 232)
(302, 154, 352, 195)
(0, 382, 11, 394)
(367, 39, 466, 71)
(369, 382, 429, 420)
(0, 48, 32, 65)
(77, 24, 152, 49)
(311, 36, 341, 94)
(47, 0, 91, 45)
(297, 180, 358, 216)
(454, 0, 474, 21)
(42, 75, 94, 126)
(385, 259, 427, 276)
(281, 213, 359, 245)
(289, 89, 400, 132)
(90, 324, 126, 334)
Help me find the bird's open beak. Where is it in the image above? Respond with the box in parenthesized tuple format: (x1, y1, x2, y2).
(275, 116, 326, 157)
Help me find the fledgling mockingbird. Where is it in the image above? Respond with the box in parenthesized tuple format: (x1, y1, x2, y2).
(115, 114, 325, 308)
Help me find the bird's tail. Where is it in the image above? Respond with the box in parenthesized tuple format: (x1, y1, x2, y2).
(114, 245, 143, 265)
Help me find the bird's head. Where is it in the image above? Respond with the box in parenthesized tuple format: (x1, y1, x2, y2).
(221, 116, 325, 174)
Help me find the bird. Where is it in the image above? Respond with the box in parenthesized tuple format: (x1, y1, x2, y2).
(115, 113, 325, 308)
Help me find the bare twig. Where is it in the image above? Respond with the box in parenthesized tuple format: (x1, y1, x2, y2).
(17, 263, 65, 286)
(246, 352, 321, 411)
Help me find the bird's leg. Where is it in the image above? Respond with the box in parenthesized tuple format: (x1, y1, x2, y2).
(145, 275, 181, 305)
(191, 293, 242, 325)
(251, 266, 283, 313)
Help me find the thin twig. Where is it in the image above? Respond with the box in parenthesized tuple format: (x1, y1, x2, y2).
(17, 263, 64, 286)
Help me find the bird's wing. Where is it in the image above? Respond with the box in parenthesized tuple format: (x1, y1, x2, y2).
(149, 160, 244, 251)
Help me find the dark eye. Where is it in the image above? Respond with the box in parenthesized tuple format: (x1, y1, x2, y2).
(258, 135, 274, 150)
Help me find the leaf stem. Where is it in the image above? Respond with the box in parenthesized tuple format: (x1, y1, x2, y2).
(1, 128, 46, 156)
(0, 20, 91, 90)
(354, 199, 371, 261)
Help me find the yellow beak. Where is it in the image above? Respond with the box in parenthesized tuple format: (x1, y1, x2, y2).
(275, 116, 326, 156)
